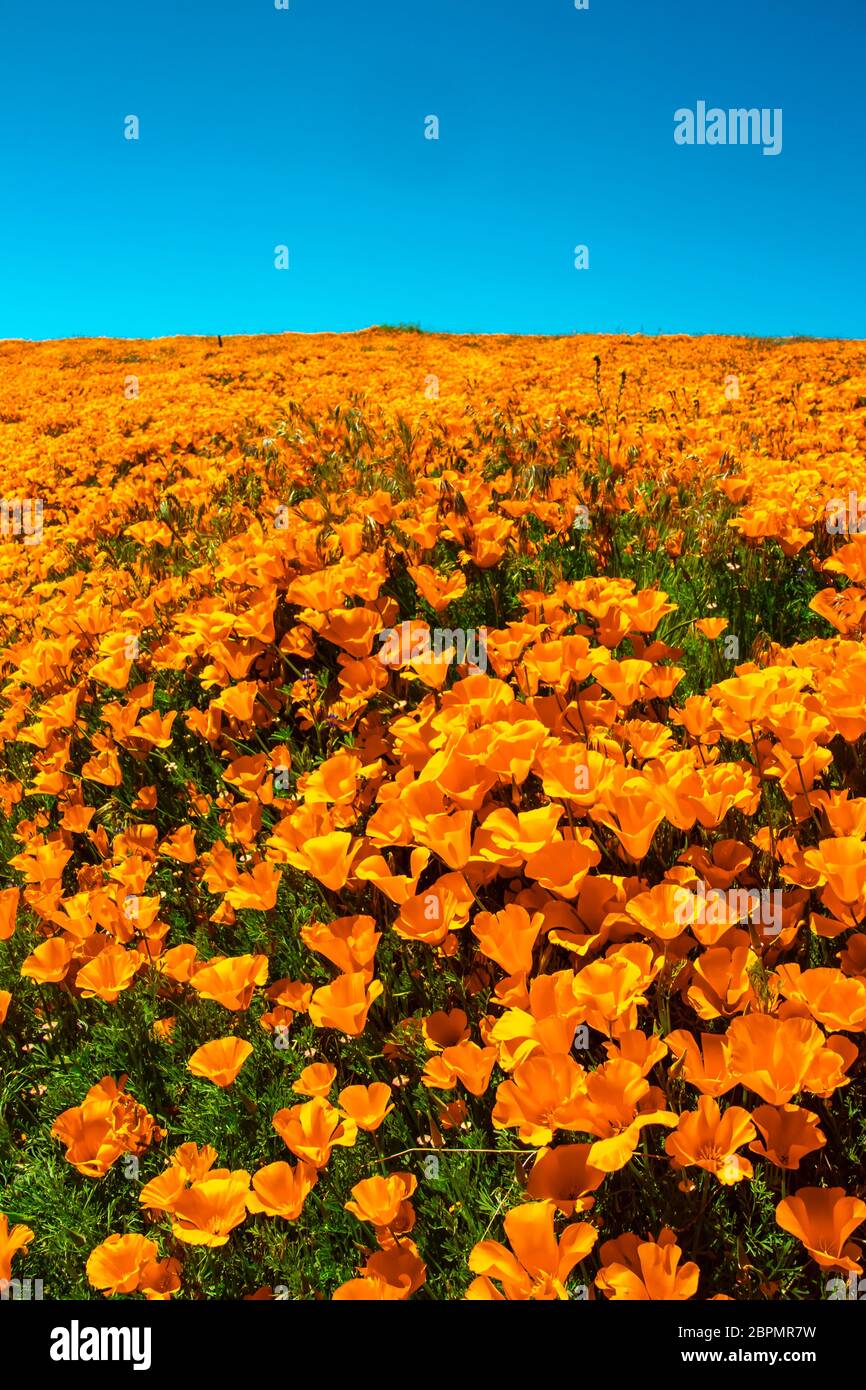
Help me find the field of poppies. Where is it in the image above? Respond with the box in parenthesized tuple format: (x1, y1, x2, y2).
(1, 327, 866, 1302)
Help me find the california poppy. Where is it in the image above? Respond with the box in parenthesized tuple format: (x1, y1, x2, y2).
(86, 1233, 159, 1295)
(308, 972, 383, 1035)
(596, 1228, 700, 1300)
(170, 1170, 252, 1247)
(748, 1104, 826, 1170)
(526, 1144, 606, 1215)
(775, 1187, 866, 1272)
(292, 1061, 337, 1097)
(187, 1037, 253, 1088)
(248, 1161, 317, 1220)
(337, 1082, 394, 1131)
(345, 1172, 417, 1228)
(272, 1098, 357, 1167)
(0, 1212, 34, 1282)
(665, 1096, 756, 1184)
(189, 954, 269, 1011)
(467, 1200, 597, 1300)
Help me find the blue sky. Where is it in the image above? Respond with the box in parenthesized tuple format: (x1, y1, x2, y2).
(1, 0, 864, 339)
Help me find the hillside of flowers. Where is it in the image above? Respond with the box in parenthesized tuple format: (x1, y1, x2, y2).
(1, 328, 866, 1301)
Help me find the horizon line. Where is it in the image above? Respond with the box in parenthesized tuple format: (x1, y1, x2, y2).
(2, 326, 863, 347)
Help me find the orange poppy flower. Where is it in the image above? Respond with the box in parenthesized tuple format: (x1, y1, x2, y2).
(394, 876, 472, 945)
(471, 904, 542, 975)
(292, 1062, 337, 1097)
(272, 1097, 357, 1167)
(414, 808, 474, 870)
(492, 1054, 588, 1146)
(189, 953, 269, 1010)
(20, 936, 74, 984)
(490, 969, 583, 1067)
(139, 1143, 220, 1213)
(171, 1142, 221, 1181)
(300, 914, 380, 978)
(86, 1233, 159, 1295)
(466, 1200, 597, 1300)
(187, 1037, 253, 1087)
(273, 830, 361, 892)
(803, 837, 866, 906)
(333, 1240, 427, 1300)
(695, 618, 729, 639)
(362, 1242, 427, 1297)
(80, 747, 123, 786)
(594, 658, 654, 707)
(748, 1104, 826, 1170)
(293, 754, 359, 820)
(472, 804, 563, 867)
(170, 1170, 252, 1247)
(76, 944, 142, 1002)
(156, 943, 199, 983)
(570, 945, 659, 1038)
(686, 941, 757, 1022)
(775, 964, 866, 1033)
(570, 1058, 678, 1172)
(665, 1029, 737, 1097)
(604, 1028, 668, 1076)
(139, 1168, 188, 1214)
(0, 886, 19, 940)
(224, 860, 282, 911)
(248, 1161, 317, 1220)
(345, 1172, 417, 1228)
(337, 1082, 394, 1131)
(839, 932, 866, 978)
(596, 1228, 700, 1300)
(727, 1013, 853, 1104)
(409, 564, 467, 613)
(625, 882, 691, 943)
(0, 1212, 35, 1282)
(421, 1008, 471, 1051)
(591, 775, 665, 860)
(153, 1016, 176, 1043)
(665, 1096, 756, 1184)
(211, 682, 259, 721)
(422, 1041, 497, 1096)
(775, 1187, 866, 1272)
(158, 824, 197, 863)
(523, 834, 601, 899)
(137, 1257, 183, 1300)
(354, 846, 431, 904)
(526, 1144, 606, 1215)
(259, 1003, 295, 1037)
(331, 1275, 407, 1301)
(319, 605, 381, 658)
(308, 971, 383, 1035)
(51, 1076, 163, 1177)
(267, 978, 313, 1011)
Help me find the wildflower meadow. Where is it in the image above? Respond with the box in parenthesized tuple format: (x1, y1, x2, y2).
(1, 329, 866, 1311)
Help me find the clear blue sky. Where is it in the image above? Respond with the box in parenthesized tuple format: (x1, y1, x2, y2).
(2, 0, 864, 339)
